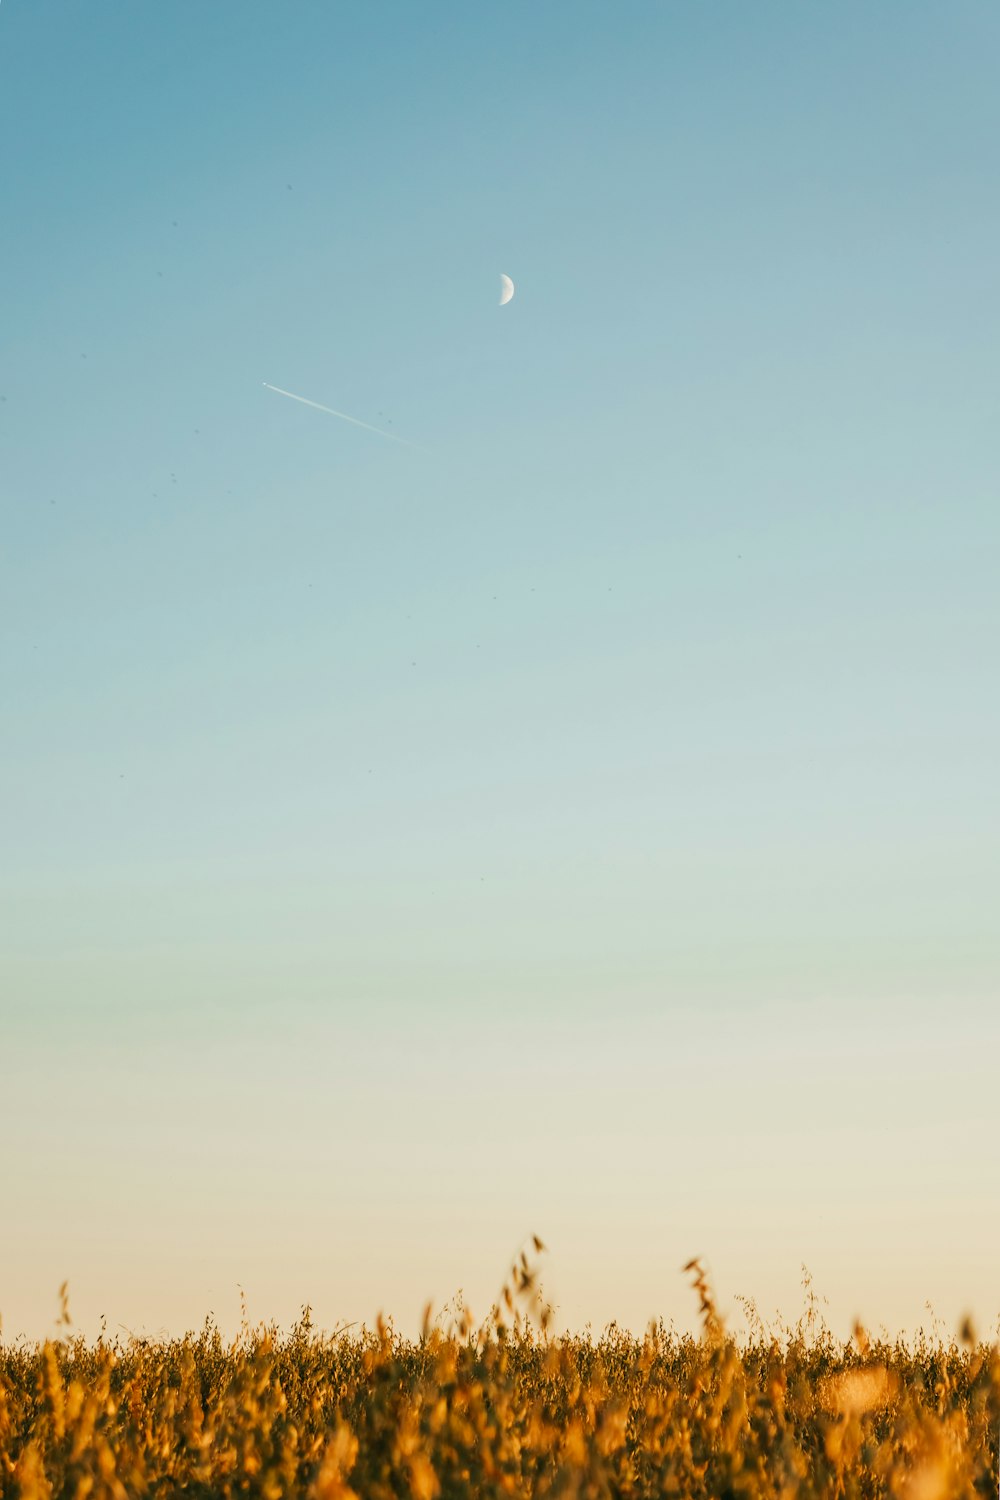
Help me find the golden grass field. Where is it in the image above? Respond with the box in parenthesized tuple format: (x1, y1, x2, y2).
(2, 1252, 998, 1499)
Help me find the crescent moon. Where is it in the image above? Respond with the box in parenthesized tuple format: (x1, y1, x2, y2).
(499, 273, 515, 306)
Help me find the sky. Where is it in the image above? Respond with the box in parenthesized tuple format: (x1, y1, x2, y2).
(2, 0, 999, 1344)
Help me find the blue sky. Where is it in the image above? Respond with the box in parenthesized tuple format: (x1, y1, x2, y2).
(2, 1, 999, 1341)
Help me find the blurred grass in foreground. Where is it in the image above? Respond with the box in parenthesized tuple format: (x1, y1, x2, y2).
(2, 1250, 999, 1499)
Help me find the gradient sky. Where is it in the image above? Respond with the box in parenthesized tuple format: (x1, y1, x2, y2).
(2, 1, 999, 1344)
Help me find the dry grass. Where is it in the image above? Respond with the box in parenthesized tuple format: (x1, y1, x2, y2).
(2, 1250, 999, 1498)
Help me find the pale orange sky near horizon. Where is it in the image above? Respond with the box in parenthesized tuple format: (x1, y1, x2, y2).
(5, 998, 999, 1345)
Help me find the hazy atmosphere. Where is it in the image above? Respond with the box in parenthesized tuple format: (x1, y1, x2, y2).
(2, 1, 999, 1346)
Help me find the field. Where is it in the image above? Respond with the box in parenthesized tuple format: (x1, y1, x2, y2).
(2, 1257, 998, 1500)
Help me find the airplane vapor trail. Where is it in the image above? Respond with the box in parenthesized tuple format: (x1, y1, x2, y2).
(262, 382, 409, 445)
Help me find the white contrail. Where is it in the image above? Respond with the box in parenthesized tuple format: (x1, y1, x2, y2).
(262, 382, 410, 445)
